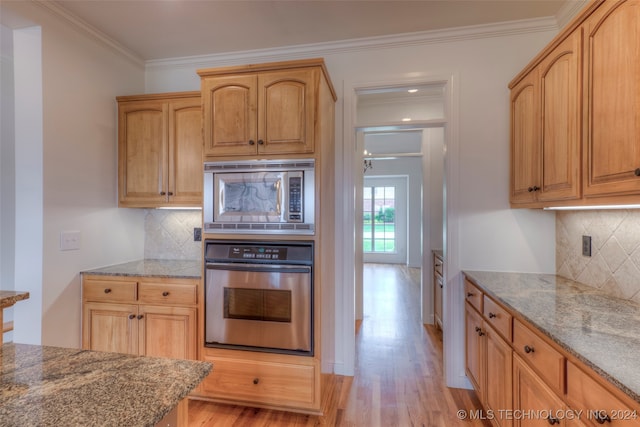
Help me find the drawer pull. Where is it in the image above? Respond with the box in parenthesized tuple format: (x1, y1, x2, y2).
(162, 291, 170, 297)
(547, 415, 559, 425)
(104, 288, 112, 294)
(488, 312, 496, 318)
(253, 378, 260, 385)
(128, 314, 135, 320)
(524, 345, 535, 354)
(594, 412, 611, 424)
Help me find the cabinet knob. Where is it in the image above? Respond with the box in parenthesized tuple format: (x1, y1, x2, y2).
(524, 345, 535, 354)
(478, 330, 485, 337)
(467, 292, 474, 298)
(160, 191, 166, 195)
(635, 168, 640, 177)
(249, 140, 255, 145)
(488, 312, 496, 319)
(104, 288, 112, 294)
(527, 186, 540, 192)
(546, 415, 559, 425)
(594, 412, 611, 424)
(167, 192, 173, 196)
(439, 284, 443, 288)
(257, 139, 264, 145)
(475, 326, 481, 333)
(253, 378, 259, 385)
(162, 291, 170, 297)
(128, 314, 135, 320)
(137, 314, 144, 320)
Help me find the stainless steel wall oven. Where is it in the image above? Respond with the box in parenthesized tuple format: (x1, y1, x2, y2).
(204, 240, 313, 356)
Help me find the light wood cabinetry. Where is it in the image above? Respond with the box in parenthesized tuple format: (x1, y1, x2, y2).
(82, 275, 197, 360)
(117, 92, 202, 208)
(509, 0, 640, 207)
(433, 252, 444, 329)
(198, 59, 335, 159)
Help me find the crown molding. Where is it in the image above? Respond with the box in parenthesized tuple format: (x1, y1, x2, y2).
(33, 0, 145, 69)
(146, 16, 560, 71)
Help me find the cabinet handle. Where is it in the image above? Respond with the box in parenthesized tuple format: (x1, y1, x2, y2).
(137, 314, 144, 320)
(257, 139, 264, 145)
(162, 291, 170, 297)
(635, 168, 640, 177)
(488, 312, 496, 319)
(467, 292, 474, 298)
(253, 378, 259, 385)
(524, 345, 535, 354)
(160, 191, 166, 195)
(249, 140, 255, 145)
(594, 412, 611, 424)
(104, 288, 112, 294)
(546, 415, 559, 425)
(128, 314, 135, 320)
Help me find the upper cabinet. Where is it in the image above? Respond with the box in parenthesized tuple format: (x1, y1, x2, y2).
(509, 0, 640, 208)
(198, 59, 336, 159)
(117, 92, 202, 208)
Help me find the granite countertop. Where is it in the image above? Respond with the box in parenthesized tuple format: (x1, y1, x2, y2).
(82, 259, 202, 279)
(0, 291, 29, 308)
(0, 343, 212, 427)
(463, 270, 640, 404)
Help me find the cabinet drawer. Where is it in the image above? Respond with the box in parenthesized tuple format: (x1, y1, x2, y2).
(513, 318, 565, 394)
(483, 296, 512, 341)
(138, 282, 197, 305)
(464, 279, 483, 312)
(567, 361, 640, 427)
(83, 279, 137, 303)
(199, 357, 315, 407)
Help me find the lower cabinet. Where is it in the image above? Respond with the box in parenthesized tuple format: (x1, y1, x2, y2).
(434, 252, 444, 329)
(82, 275, 198, 360)
(192, 347, 321, 413)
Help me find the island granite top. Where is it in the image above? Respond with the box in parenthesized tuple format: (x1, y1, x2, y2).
(0, 343, 212, 427)
(81, 259, 202, 279)
(463, 270, 640, 404)
(0, 291, 29, 308)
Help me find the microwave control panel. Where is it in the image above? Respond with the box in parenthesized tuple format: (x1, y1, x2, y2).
(288, 176, 303, 222)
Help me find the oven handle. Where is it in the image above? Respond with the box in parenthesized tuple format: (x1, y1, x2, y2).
(206, 262, 311, 274)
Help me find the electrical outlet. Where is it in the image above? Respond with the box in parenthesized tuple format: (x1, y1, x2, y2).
(582, 235, 592, 257)
(60, 230, 81, 251)
(194, 227, 202, 242)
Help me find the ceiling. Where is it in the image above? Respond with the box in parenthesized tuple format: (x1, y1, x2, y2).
(45, 0, 578, 62)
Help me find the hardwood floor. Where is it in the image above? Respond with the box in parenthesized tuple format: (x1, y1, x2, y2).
(189, 263, 489, 426)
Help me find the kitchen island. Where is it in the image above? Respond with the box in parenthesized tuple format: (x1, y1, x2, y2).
(0, 343, 212, 427)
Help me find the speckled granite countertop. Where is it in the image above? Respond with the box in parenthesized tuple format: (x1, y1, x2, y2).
(0, 291, 29, 308)
(82, 259, 202, 279)
(0, 343, 212, 427)
(463, 271, 640, 404)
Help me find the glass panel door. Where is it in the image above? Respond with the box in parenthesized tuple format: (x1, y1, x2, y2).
(363, 185, 396, 253)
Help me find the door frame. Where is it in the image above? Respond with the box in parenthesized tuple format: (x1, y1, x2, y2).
(337, 72, 467, 389)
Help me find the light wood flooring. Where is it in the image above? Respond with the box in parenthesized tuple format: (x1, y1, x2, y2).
(189, 263, 488, 426)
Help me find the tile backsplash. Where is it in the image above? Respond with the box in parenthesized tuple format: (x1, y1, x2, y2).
(144, 210, 202, 261)
(557, 209, 640, 304)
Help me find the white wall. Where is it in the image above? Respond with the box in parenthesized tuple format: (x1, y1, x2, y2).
(1, 1, 147, 347)
(144, 23, 558, 379)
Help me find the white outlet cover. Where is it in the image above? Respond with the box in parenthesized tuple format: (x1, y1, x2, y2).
(60, 230, 81, 251)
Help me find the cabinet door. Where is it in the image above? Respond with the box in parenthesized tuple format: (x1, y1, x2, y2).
(258, 68, 317, 155)
(82, 302, 138, 355)
(513, 354, 566, 427)
(465, 302, 485, 401)
(138, 305, 197, 360)
(538, 30, 582, 202)
(584, 0, 640, 196)
(168, 97, 202, 206)
(118, 101, 168, 206)
(434, 273, 443, 329)
(485, 322, 513, 427)
(510, 70, 540, 204)
(202, 74, 257, 156)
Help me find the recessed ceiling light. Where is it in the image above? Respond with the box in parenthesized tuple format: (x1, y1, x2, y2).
(408, 89, 418, 93)
(402, 118, 412, 122)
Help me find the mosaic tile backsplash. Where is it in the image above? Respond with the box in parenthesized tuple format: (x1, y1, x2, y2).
(557, 209, 640, 304)
(144, 210, 202, 261)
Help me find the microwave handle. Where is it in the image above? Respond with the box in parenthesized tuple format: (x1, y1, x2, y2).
(276, 179, 281, 216)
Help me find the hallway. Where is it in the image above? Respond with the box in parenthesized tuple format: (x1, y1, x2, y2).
(189, 264, 488, 426)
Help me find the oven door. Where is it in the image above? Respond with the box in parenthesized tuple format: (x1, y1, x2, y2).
(205, 263, 312, 355)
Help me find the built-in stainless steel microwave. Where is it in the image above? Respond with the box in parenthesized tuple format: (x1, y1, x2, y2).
(203, 159, 315, 234)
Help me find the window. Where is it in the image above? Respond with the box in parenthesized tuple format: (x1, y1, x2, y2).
(363, 185, 396, 253)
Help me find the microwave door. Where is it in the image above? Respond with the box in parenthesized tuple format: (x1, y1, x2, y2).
(214, 172, 285, 223)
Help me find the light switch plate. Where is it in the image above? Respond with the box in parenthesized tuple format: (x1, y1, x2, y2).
(60, 230, 81, 251)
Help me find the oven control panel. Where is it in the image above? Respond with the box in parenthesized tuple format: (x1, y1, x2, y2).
(229, 246, 288, 260)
